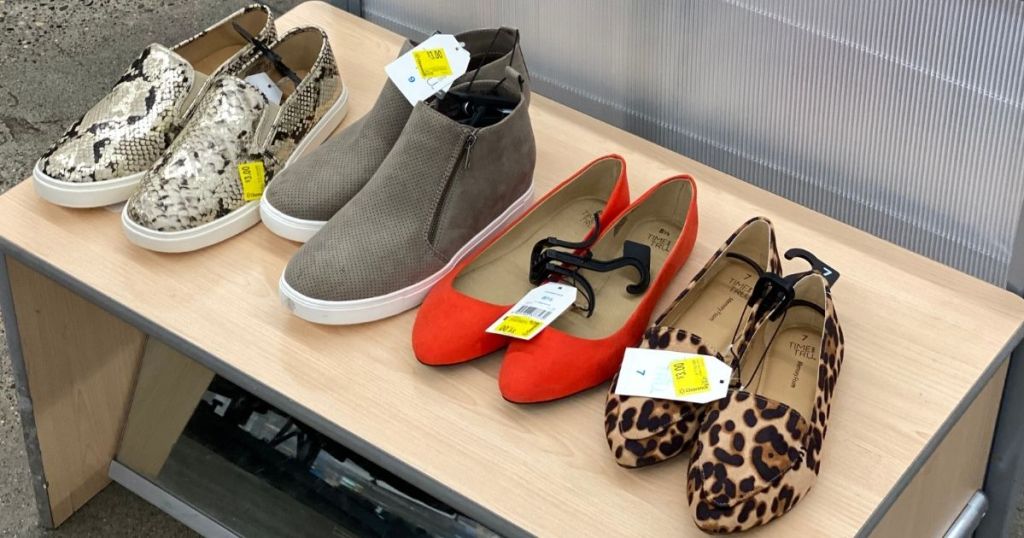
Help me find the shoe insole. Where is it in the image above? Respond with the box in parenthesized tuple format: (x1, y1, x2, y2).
(755, 326, 820, 420)
(455, 197, 607, 305)
(552, 217, 681, 339)
(669, 259, 757, 353)
(192, 45, 246, 76)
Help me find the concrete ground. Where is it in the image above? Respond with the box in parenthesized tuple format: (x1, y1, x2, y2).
(0, 1, 298, 535)
(2, 0, 1024, 537)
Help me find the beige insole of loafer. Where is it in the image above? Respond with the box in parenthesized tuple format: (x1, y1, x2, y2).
(741, 303, 824, 420)
(668, 260, 757, 353)
(758, 326, 820, 420)
(454, 158, 624, 306)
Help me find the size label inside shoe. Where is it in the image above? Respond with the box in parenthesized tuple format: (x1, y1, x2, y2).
(615, 348, 731, 404)
(238, 161, 266, 201)
(385, 34, 470, 105)
(485, 283, 577, 340)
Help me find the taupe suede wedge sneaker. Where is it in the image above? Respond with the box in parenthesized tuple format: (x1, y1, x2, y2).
(260, 28, 527, 242)
(280, 66, 535, 324)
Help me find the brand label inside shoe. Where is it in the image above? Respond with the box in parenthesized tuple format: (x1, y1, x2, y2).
(238, 161, 266, 201)
(615, 348, 731, 404)
(385, 34, 471, 105)
(485, 283, 577, 340)
(245, 73, 283, 105)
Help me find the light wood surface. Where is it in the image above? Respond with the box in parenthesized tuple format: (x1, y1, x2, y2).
(1, 2, 1023, 535)
(117, 338, 215, 479)
(870, 362, 1007, 537)
(6, 259, 146, 526)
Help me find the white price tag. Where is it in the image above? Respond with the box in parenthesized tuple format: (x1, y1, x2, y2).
(385, 34, 471, 105)
(615, 348, 732, 404)
(245, 72, 283, 105)
(485, 283, 577, 340)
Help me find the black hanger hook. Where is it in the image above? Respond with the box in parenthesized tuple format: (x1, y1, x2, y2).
(785, 248, 839, 287)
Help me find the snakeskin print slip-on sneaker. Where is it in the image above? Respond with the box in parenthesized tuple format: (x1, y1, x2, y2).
(33, 4, 275, 208)
(121, 26, 347, 252)
(260, 27, 528, 243)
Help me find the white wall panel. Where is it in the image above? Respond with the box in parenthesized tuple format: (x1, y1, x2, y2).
(364, 0, 1024, 284)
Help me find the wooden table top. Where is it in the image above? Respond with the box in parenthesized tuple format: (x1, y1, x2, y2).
(2, 2, 1023, 536)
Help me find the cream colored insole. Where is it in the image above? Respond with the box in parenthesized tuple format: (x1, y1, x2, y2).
(671, 260, 757, 352)
(756, 326, 819, 420)
(552, 217, 680, 339)
(192, 45, 245, 76)
(455, 197, 606, 305)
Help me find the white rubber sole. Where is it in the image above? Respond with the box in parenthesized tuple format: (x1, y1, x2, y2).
(259, 85, 351, 243)
(279, 183, 537, 325)
(33, 163, 144, 208)
(259, 195, 325, 243)
(120, 87, 350, 253)
(121, 202, 261, 253)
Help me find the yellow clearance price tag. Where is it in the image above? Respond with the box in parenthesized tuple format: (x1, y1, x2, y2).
(485, 283, 577, 341)
(412, 48, 453, 78)
(238, 161, 266, 201)
(669, 356, 711, 397)
(490, 314, 543, 340)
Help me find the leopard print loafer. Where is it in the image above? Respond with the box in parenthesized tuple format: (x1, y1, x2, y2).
(122, 26, 347, 253)
(687, 268, 843, 533)
(34, 4, 275, 208)
(605, 217, 781, 468)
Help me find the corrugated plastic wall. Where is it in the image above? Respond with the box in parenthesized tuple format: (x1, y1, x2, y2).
(363, 0, 1024, 284)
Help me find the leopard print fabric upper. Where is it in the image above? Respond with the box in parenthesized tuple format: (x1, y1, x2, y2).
(605, 217, 781, 468)
(606, 327, 726, 468)
(126, 27, 343, 232)
(38, 4, 274, 184)
(687, 284, 844, 533)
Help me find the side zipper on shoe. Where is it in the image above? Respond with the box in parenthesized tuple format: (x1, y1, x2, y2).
(427, 129, 478, 245)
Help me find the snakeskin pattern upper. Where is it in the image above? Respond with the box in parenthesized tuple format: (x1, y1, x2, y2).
(127, 78, 266, 231)
(257, 29, 342, 169)
(39, 45, 194, 183)
(126, 27, 344, 232)
(37, 4, 274, 184)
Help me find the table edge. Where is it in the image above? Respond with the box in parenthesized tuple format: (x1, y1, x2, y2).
(4, 232, 1023, 535)
(0, 239, 532, 538)
(856, 319, 1023, 536)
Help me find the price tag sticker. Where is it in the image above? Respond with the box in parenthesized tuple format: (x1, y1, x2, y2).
(486, 283, 577, 340)
(615, 348, 731, 404)
(385, 34, 471, 105)
(238, 161, 266, 201)
(669, 356, 711, 397)
(412, 48, 453, 78)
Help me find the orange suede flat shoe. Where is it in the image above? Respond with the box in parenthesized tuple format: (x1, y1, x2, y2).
(412, 155, 631, 366)
(498, 175, 698, 403)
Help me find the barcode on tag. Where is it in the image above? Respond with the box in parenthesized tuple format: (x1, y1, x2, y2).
(486, 283, 577, 340)
(515, 305, 553, 320)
